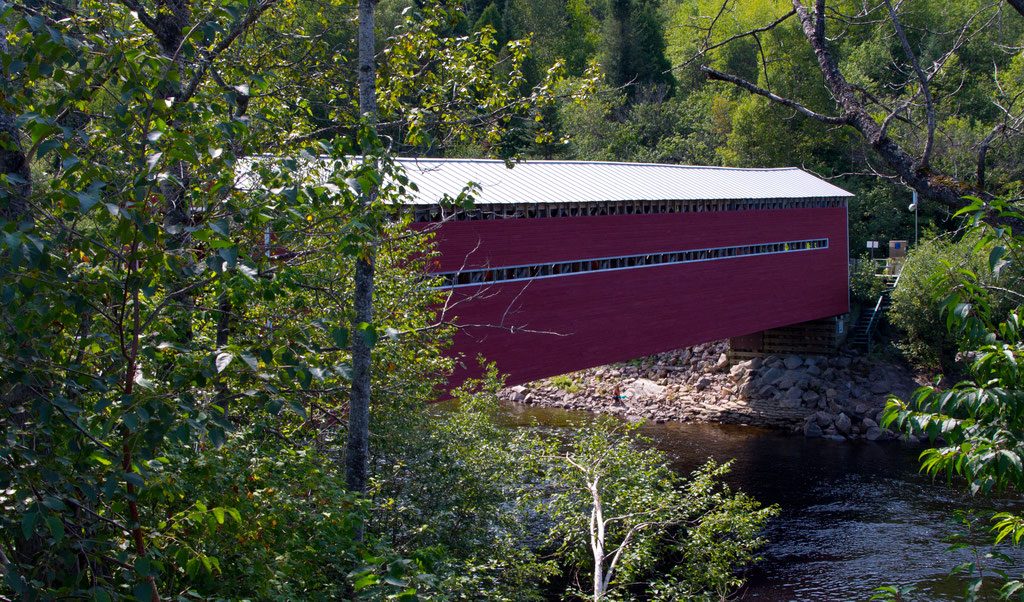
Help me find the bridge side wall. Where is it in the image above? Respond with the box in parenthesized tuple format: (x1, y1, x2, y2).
(419, 207, 848, 388)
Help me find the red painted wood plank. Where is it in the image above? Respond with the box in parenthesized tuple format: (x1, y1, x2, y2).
(416, 208, 846, 272)
(422, 208, 849, 390)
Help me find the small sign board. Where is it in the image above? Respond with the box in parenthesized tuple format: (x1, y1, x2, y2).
(866, 241, 879, 249)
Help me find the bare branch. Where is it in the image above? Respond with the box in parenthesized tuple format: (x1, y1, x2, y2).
(785, 0, 987, 211)
(180, 0, 279, 103)
(701, 66, 848, 125)
(679, 8, 796, 68)
(883, 1, 936, 167)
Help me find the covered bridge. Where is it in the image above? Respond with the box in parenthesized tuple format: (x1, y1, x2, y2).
(398, 158, 853, 388)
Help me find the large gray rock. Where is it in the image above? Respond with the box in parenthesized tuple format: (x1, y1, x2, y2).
(835, 412, 852, 435)
(862, 417, 878, 430)
(815, 410, 833, 427)
(784, 355, 804, 370)
(760, 366, 784, 386)
(802, 390, 821, 405)
(865, 426, 883, 441)
(804, 421, 823, 438)
(781, 387, 806, 408)
(870, 379, 892, 395)
(729, 363, 747, 382)
(777, 370, 802, 390)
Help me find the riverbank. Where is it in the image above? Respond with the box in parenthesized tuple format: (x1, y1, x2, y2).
(497, 340, 927, 440)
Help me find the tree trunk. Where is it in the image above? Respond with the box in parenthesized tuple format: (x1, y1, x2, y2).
(1008, 0, 1024, 19)
(788, 0, 984, 210)
(345, 0, 379, 524)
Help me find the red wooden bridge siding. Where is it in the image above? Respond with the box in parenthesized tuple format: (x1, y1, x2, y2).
(422, 206, 848, 388)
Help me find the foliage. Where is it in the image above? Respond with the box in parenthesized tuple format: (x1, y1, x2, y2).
(548, 373, 583, 393)
(850, 253, 888, 308)
(378, 4, 596, 157)
(887, 227, 1020, 372)
(530, 418, 777, 601)
(883, 197, 1024, 600)
(0, 1, 535, 599)
(368, 365, 556, 601)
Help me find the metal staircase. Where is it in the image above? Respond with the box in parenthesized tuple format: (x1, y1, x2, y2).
(851, 271, 900, 352)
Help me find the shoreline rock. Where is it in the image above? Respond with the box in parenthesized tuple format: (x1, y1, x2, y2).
(498, 340, 923, 442)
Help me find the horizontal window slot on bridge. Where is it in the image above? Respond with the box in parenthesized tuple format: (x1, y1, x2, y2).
(434, 238, 828, 289)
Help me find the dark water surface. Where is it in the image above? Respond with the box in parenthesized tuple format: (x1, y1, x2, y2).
(492, 401, 1024, 601)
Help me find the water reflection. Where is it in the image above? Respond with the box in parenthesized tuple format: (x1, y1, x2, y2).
(491, 402, 1024, 601)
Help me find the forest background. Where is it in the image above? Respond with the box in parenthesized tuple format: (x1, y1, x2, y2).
(2, 0, 1024, 600)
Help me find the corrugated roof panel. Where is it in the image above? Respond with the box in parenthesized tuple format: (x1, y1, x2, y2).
(392, 158, 853, 205)
(236, 157, 853, 204)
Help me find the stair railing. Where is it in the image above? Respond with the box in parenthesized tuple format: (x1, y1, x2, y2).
(861, 259, 905, 352)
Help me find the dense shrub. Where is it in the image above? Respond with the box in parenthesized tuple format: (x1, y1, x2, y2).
(888, 231, 1022, 372)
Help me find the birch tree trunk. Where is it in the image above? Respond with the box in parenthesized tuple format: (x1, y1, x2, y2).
(345, 0, 379, 522)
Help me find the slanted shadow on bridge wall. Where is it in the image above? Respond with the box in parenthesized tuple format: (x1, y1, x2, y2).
(417, 205, 849, 390)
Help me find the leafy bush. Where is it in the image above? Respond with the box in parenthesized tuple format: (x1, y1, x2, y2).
(884, 198, 1024, 599)
(850, 254, 888, 307)
(888, 229, 1021, 371)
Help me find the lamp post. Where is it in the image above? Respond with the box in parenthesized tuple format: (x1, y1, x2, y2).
(907, 190, 918, 247)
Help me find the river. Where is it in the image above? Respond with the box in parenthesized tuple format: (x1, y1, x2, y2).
(493, 401, 1024, 601)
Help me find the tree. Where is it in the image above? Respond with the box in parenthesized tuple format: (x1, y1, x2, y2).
(533, 419, 776, 601)
(0, 2, 447, 598)
(345, 0, 379, 511)
(884, 197, 1024, 599)
(0, 0, 605, 597)
(603, 0, 675, 95)
(680, 0, 1024, 213)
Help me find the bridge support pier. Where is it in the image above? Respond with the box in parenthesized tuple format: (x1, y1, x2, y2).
(728, 316, 847, 362)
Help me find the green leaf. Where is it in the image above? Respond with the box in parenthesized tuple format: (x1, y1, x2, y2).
(240, 351, 259, 371)
(77, 190, 100, 213)
(208, 426, 226, 449)
(215, 352, 233, 373)
(45, 515, 64, 544)
(219, 247, 238, 267)
(357, 323, 378, 348)
(353, 574, 379, 590)
(990, 246, 1006, 274)
(132, 582, 153, 602)
(37, 138, 60, 158)
(212, 507, 225, 524)
(210, 219, 230, 238)
(21, 511, 37, 539)
(331, 327, 348, 348)
(123, 412, 140, 432)
(134, 557, 151, 577)
(42, 496, 66, 511)
(125, 472, 145, 489)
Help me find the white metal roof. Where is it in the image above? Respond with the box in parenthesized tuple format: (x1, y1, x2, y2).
(392, 158, 853, 205)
